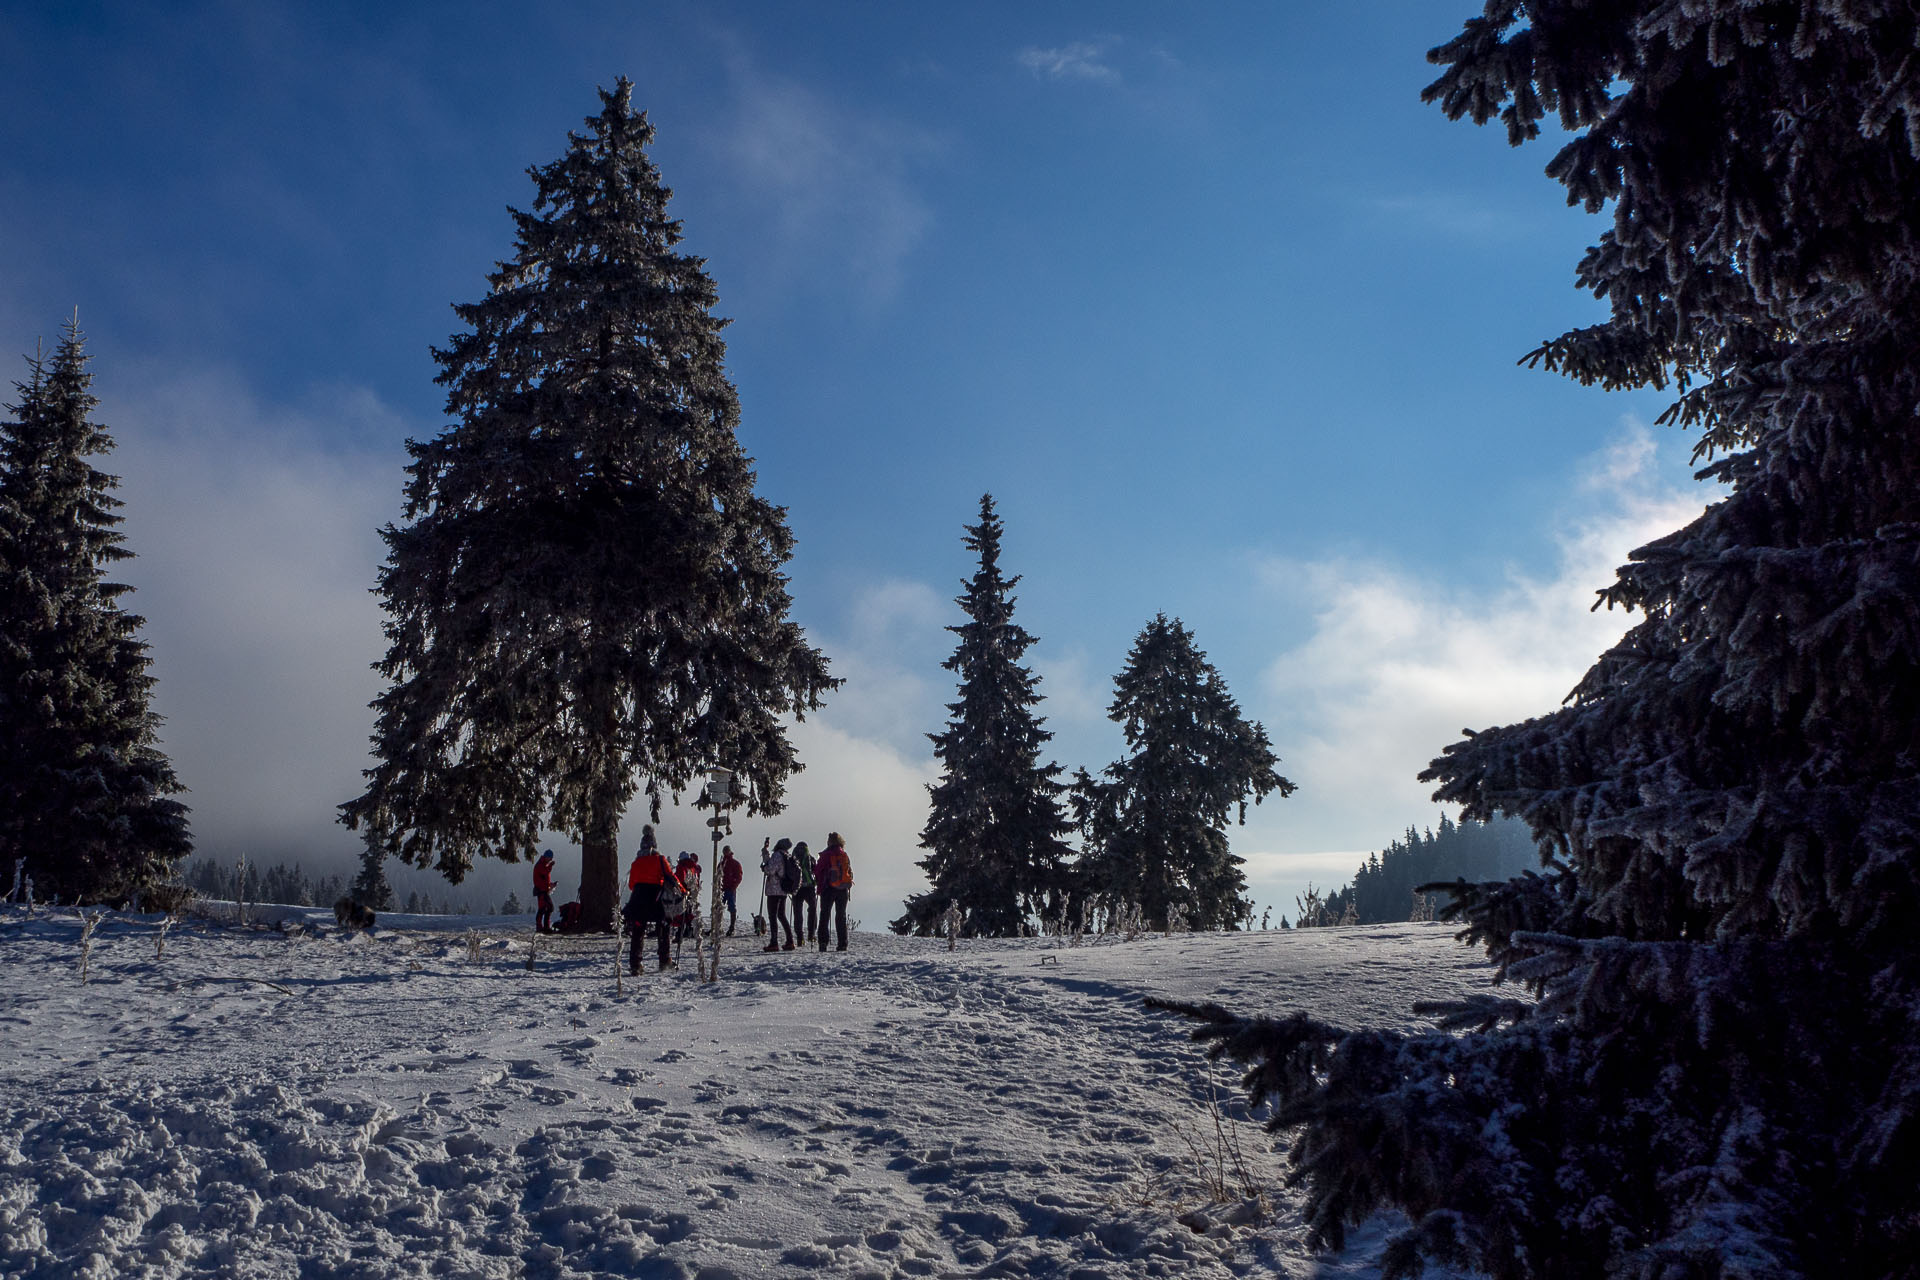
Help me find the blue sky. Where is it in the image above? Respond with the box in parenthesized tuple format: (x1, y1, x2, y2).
(1, 2, 1707, 916)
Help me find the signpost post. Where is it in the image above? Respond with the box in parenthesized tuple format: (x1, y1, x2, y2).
(699, 768, 744, 983)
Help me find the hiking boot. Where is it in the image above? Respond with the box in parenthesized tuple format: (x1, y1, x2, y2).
(660, 960, 677, 971)
(781, 941, 795, 951)
(763, 942, 778, 952)
(836, 944, 847, 951)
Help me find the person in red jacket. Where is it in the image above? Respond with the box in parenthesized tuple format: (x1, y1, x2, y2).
(533, 848, 557, 933)
(719, 845, 744, 936)
(622, 829, 683, 974)
(815, 832, 854, 952)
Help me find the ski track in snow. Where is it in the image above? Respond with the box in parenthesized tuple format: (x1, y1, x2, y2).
(0, 908, 1494, 1279)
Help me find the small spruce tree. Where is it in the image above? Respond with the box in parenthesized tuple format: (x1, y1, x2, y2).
(350, 830, 394, 910)
(0, 320, 190, 902)
(1161, 6, 1920, 1277)
(344, 81, 837, 931)
(1073, 615, 1291, 930)
(894, 495, 1073, 936)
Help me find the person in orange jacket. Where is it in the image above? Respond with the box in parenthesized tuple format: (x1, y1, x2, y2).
(533, 848, 557, 933)
(815, 832, 854, 952)
(622, 826, 683, 974)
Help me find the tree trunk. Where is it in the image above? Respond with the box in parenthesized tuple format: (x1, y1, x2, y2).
(580, 785, 620, 933)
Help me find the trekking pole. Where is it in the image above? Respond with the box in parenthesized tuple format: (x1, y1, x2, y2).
(704, 824, 720, 983)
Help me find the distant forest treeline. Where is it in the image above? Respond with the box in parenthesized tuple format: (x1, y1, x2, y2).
(180, 857, 523, 917)
(1309, 814, 1536, 926)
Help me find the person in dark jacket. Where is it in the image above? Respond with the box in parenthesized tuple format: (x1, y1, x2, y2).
(815, 832, 854, 952)
(533, 848, 557, 934)
(719, 846, 743, 936)
(623, 840, 683, 974)
(789, 840, 817, 946)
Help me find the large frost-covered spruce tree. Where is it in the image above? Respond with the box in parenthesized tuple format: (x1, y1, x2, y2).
(344, 81, 836, 931)
(1075, 615, 1289, 930)
(1160, 5, 1920, 1277)
(894, 495, 1072, 937)
(0, 321, 190, 903)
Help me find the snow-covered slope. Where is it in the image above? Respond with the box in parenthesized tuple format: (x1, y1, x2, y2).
(0, 908, 1494, 1278)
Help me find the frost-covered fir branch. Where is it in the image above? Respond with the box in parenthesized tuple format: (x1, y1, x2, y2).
(1165, 5, 1920, 1276)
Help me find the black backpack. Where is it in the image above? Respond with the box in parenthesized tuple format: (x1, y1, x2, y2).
(779, 852, 801, 895)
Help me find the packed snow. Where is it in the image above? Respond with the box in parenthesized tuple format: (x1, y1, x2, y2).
(0, 906, 1496, 1279)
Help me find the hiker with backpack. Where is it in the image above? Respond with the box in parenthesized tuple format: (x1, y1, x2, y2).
(623, 828, 684, 974)
(533, 848, 557, 934)
(761, 837, 798, 952)
(815, 832, 854, 952)
(789, 840, 818, 946)
(673, 851, 702, 941)
(719, 845, 743, 936)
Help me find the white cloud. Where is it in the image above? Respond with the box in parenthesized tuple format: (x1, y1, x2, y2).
(761, 717, 939, 927)
(849, 576, 947, 641)
(90, 365, 955, 924)
(1032, 648, 1108, 731)
(718, 67, 936, 303)
(1232, 420, 1713, 917)
(627, 714, 939, 934)
(103, 369, 405, 867)
(1016, 41, 1121, 84)
(79, 375, 1712, 937)
(1363, 190, 1529, 239)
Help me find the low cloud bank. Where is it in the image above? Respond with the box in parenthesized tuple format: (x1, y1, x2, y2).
(1234, 423, 1710, 918)
(93, 378, 1711, 933)
(105, 373, 947, 920)
(108, 370, 402, 870)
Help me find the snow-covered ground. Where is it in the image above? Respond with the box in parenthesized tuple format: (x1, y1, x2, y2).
(0, 906, 1495, 1279)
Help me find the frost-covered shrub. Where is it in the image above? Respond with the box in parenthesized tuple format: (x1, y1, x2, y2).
(77, 909, 103, 984)
(1162, 5, 1920, 1277)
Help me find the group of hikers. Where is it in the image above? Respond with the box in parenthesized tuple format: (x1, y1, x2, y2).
(528, 827, 855, 975)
